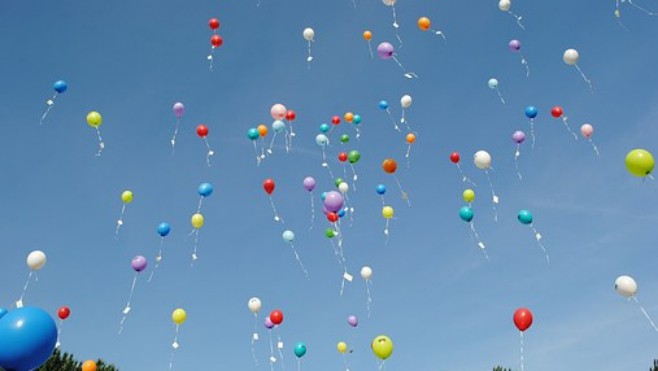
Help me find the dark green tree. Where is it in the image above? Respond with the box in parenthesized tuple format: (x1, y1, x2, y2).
(650, 359, 658, 371)
(36, 348, 118, 371)
(493, 367, 513, 371)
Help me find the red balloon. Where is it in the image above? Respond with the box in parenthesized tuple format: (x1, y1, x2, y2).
(263, 178, 275, 195)
(270, 309, 284, 325)
(211, 35, 223, 48)
(551, 106, 563, 118)
(285, 110, 296, 121)
(57, 306, 71, 320)
(338, 152, 348, 162)
(449, 152, 460, 164)
(196, 124, 209, 137)
(209, 18, 220, 30)
(331, 115, 341, 126)
(513, 308, 533, 332)
(327, 212, 339, 223)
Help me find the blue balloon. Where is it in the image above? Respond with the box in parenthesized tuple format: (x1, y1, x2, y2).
(459, 206, 474, 222)
(524, 106, 538, 119)
(0, 308, 7, 319)
(375, 184, 387, 195)
(338, 208, 346, 218)
(53, 80, 67, 94)
(198, 182, 213, 197)
(157, 222, 171, 237)
(378, 100, 389, 110)
(353, 114, 362, 125)
(518, 210, 533, 225)
(320, 192, 327, 201)
(247, 128, 259, 140)
(0, 307, 57, 371)
(294, 342, 307, 358)
(272, 120, 286, 133)
(319, 123, 330, 133)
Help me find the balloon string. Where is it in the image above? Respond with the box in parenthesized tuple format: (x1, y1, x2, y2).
(633, 297, 658, 332)
(115, 204, 127, 238)
(400, 109, 406, 125)
(470, 222, 489, 259)
(627, 0, 657, 16)
(455, 163, 477, 187)
(349, 164, 358, 189)
(40, 93, 58, 125)
(529, 119, 536, 149)
(507, 11, 525, 29)
(588, 139, 600, 157)
(197, 197, 205, 214)
(391, 55, 418, 79)
(515, 145, 523, 180)
(353, 124, 362, 140)
(169, 325, 180, 371)
(520, 54, 530, 77)
(530, 225, 550, 264)
(400, 110, 413, 132)
(384, 218, 390, 238)
(276, 329, 286, 369)
(365, 280, 373, 318)
(56, 319, 63, 348)
(351, 0, 356, 8)
(495, 88, 506, 104)
(191, 229, 201, 263)
(520, 331, 524, 371)
(485, 170, 499, 222)
(391, 5, 399, 28)
(148, 238, 165, 283)
(260, 137, 266, 159)
(574, 64, 594, 93)
(367, 40, 374, 59)
(269, 196, 283, 223)
(307, 40, 313, 64)
(385, 108, 400, 131)
(208, 46, 216, 71)
(561, 117, 578, 140)
(171, 119, 180, 153)
(405, 145, 412, 167)
(298, 358, 302, 371)
(394, 175, 411, 207)
(430, 28, 447, 42)
(381, 195, 386, 206)
(252, 141, 262, 166)
(17, 271, 34, 307)
(309, 193, 315, 230)
(268, 330, 276, 371)
(329, 239, 345, 272)
(268, 132, 277, 155)
(288, 241, 309, 278)
(322, 147, 335, 180)
(378, 358, 386, 370)
(204, 137, 214, 166)
(284, 128, 291, 153)
(119, 274, 139, 334)
(251, 315, 260, 366)
(95, 128, 105, 157)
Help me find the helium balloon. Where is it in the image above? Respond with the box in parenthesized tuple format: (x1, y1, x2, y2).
(338, 182, 349, 194)
(340, 134, 350, 143)
(563, 48, 593, 91)
(488, 78, 506, 104)
(325, 228, 336, 238)
(57, 306, 71, 320)
(518, 210, 549, 262)
(248, 297, 262, 314)
(348, 150, 361, 163)
(512, 131, 526, 144)
(324, 191, 344, 212)
(513, 308, 533, 331)
(377, 42, 417, 78)
(459, 206, 474, 222)
(282, 230, 295, 242)
(517, 210, 533, 225)
(248, 128, 259, 140)
(316, 134, 328, 146)
(82, 360, 97, 371)
(53, 80, 67, 93)
(269, 309, 284, 325)
(382, 158, 397, 173)
(303, 177, 316, 192)
(198, 182, 213, 197)
(416, 16, 446, 40)
(303, 27, 315, 63)
(463, 189, 475, 203)
(376, 184, 387, 195)
(382, 206, 394, 219)
(361, 266, 372, 280)
(508, 39, 530, 77)
(337, 341, 348, 353)
(580, 123, 600, 156)
(512, 130, 526, 179)
(625, 149, 654, 177)
(115, 190, 134, 236)
(363, 30, 372, 40)
(264, 317, 274, 329)
(0, 307, 57, 371)
(209, 18, 220, 30)
(498, 0, 525, 29)
(208, 33, 223, 70)
(263, 178, 275, 195)
(172, 308, 187, 325)
(27, 250, 47, 271)
(131, 256, 147, 272)
(191, 213, 204, 229)
(195, 124, 214, 166)
(271, 104, 287, 120)
(294, 342, 307, 358)
(371, 335, 393, 360)
(40, 80, 69, 124)
(327, 212, 339, 223)
(615, 275, 638, 298)
(86, 111, 105, 156)
(348, 315, 358, 327)
(473, 150, 492, 170)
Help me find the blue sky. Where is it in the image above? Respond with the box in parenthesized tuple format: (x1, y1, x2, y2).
(2, 0, 658, 370)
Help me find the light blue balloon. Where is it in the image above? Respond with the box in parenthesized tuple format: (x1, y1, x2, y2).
(518, 210, 533, 225)
(272, 120, 286, 133)
(0, 307, 57, 371)
(53, 80, 67, 94)
(294, 342, 307, 358)
(247, 128, 259, 140)
(282, 230, 295, 242)
(157, 222, 171, 237)
(320, 123, 330, 133)
(338, 208, 346, 218)
(525, 106, 538, 119)
(376, 184, 386, 195)
(198, 182, 213, 197)
(316, 134, 328, 146)
(321, 192, 327, 201)
(353, 114, 362, 125)
(459, 206, 474, 222)
(378, 100, 389, 110)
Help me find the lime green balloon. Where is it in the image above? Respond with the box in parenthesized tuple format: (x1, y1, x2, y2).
(340, 134, 350, 143)
(463, 189, 475, 203)
(371, 335, 393, 360)
(335, 178, 344, 187)
(348, 150, 361, 164)
(325, 228, 336, 238)
(626, 149, 655, 177)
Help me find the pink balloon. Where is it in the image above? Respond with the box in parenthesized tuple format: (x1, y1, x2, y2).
(580, 123, 594, 138)
(173, 102, 185, 119)
(271, 104, 287, 120)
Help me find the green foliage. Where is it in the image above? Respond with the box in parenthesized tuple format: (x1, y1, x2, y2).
(650, 359, 658, 371)
(36, 348, 118, 371)
(493, 367, 513, 371)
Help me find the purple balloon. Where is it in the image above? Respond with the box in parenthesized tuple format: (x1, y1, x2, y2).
(264, 317, 274, 329)
(131, 256, 147, 272)
(512, 131, 526, 144)
(323, 191, 344, 213)
(347, 315, 358, 327)
(377, 42, 394, 60)
(303, 176, 316, 192)
(173, 102, 185, 119)
(508, 39, 521, 52)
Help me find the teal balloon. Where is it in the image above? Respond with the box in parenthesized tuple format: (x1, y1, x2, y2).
(353, 114, 362, 124)
(247, 128, 259, 140)
(294, 342, 307, 358)
(518, 210, 533, 225)
(320, 123, 330, 133)
(459, 206, 474, 222)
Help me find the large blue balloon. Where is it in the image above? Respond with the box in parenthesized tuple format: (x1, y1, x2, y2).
(459, 206, 474, 223)
(157, 222, 171, 237)
(0, 308, 7, 319)
(524, 106, 538, 119)
(53, 80, 67, 94)
(0, 307, 57, 371)
(198, 182, 214, 197)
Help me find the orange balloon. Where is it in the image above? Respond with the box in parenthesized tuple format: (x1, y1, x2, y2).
(344, 112, 354, 123)
(363, 30, 372, 41)
(406, 133, 416, 144)
(257, 124, 268, 137)
(82, 360, 97, 371)
(382, 158, 398, 174)
(418, 17, 431, 31)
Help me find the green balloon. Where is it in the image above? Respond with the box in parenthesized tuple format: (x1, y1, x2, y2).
(348, 150, 361, 164)
(335, 178, 344, 187)
(325, 228, 336, 238)
(340, 134, 350, 143)
(625, 149, 655, 177)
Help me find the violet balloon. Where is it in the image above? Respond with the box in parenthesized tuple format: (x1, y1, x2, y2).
(347, 315, 358, 327)
(131, 256, 147, 272)
(303, 176, 316, 192)
(264, 317, 274, 329)
(512, 131, 526, 144)
(172, 102, 185, 119)
(509, 39, 521, 52)
(323, 191, 344, 212)
(377, 42, 394, 60)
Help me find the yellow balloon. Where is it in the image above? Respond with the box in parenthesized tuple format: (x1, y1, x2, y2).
(172, 308, 187, 325)
(86, 111, 102, 128)
(625, 149, 655, 177)
(121, 190, 134, 204)
(371, 335, 393, 360)
(463, 189, 475, 203)
(191, 213, 204, 229)
(382, 206, 394, 219)
(337, 341, 348, 354)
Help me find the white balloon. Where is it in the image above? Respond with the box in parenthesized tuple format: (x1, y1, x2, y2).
(498, 0, 511, 11)
(282, 230, 295, 242)
(360, 266, 373, 280)
(338, 182, 349, 194)
(303, 27, 315, 41)
(270, 104, 287, 120)
(563, 48, 579, 66)
(272, 120, 286, 133)
(27, 250, 47, 271)
(615, 275, 638, 298)
(248, 297, 262, 314)
(400, 94, 412, 108)
(382, 0, 396, 6)
(316, 134, 328, 146)
(473, 150, 492, 170)
(487, 78, 499, 89)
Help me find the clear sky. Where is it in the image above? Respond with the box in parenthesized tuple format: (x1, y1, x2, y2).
(2, 0, 658, 370)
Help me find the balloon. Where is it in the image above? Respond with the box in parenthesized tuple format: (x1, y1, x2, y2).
(82, 360, 97, 371)
(473, 150, 492, 170)
(273, 120, 286, 133)
(327, 212, 339, 223)
(360, 266, 373, 280)
(196, 124, 209, 138)
(285, 110, 296, 121)
(338, 152, 348, 162)
(459, 206, 474, 222)
(263, 179, 276, 195)
(331, 115, 341, 126)
(344, 112, 354, 123)
(264, 317, 274, 329)
(0, 308, 6, 319)
(378, 100, 390, 110)
(172, 102, 185, 119)
(191, 213, 204, 229)
(294, 342, 307, 358)
(400, 94, 412, 108)
(210, 35, 223, 47)
(271, 104, 287, 120)
(513, 308, 533, 332)
(463, 189, 475, 203)
(363, 30, 372, 40)
(382, 206, 394, 219)
(524, 106, 538, 118)
(338, 182, 349, 194)
(417, 17, 431, 31)
(256, 124, 268, 137)
(53, 80, 67, 94)
(406, 133, 416, 144)
(353, 114, 362, 124)
(121, 190, 133, 204)
(340, 134, 350, 143)
(563, 48, 579, 65)
(382, 0, 396, 5)
(334, 178, 344, 188)
(488, 78, 499, 89)
(209, 18, 220, 30)
(157, 222, 171, 237)
(518, 210, 533, 225)
(27, 250, 47, 271)
(198, 182, 214, 197)
(551, 106, 564, 118)
(57, 306, 70, 320)
(321, 192, 327, 201)
(625, 149, 655, 177)
(282, 230, 295, 242)
(172, 308, 187, 325)
(0, 307, 57, 371)
(348, 150, 361, 164)
(499, 0, 511, 11)
(371, 335, 394, 360)
(376, 184, 387, 195)
(382, 158, 398, 174)
(347, 315, 358, 327)
(580, 124, 594, 138)
(248, 297, 262, 314)
(337, 341, 348, 354)
(325, 228, 336, 238)
(269, 310, 283, 325)
(303, 27, 315, 41)
(316, 134, 328, 146)
(324, 191, 344, 212)
(86, 111, 102, 128)
(512, 131, 526, 144)
(509, 39, 521, 51)
(303, 177, 316, 192)
(319, 123, 330, 133)
(615, 275, 638, 298)
(131, 256, 147, 272)
(377, 42, 394, 60)
(450, 152, 460, 163)
(247, 128, 259, 140)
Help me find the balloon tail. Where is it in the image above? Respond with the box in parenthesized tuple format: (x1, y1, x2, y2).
(455, 163, 477, 187)
(40, 94, 57, 125)
(251, 322, 260, 366)
(56, 319, 64, 348)
(469, 222, 488, 259)
(351, 0, 357, 8)
(562, 117, 578, 140)
(191, 229, 200, 263)
(307, 40, 313, 65)
(405, 145, 412, 167)
(208, 47, 215, 71)
(276, 330, 286, 368)
(252, 142, 262, 165)
(386, 108, 400, 131)
(269, 330, 276, 369)
(530, 225, 549, 264)
(270, 196, 283, 223)
(16, 271, 34, 308)
(574, 64, 594, 93)
(633, 297, 658, 332)
(508, 11, 526, 29)
(115, 204, 127, 238)
(394, 175, 411, 207)
(349, 164, 358, 189)
(391, 6, 399, 29)
(431, 28, 447, 42)
(169, 325, 180, 370)
(485, 170, 499, 222)
(391, 55, 418, 79)
(367, 40, 374, 59)
(309, 193, 315, 230)
(520, 54, 530, 77)
(268, 132, 277, 154)
(204, 137, 214, 166)
(119, 274, 139, 334)
(495, 88, 506, 104)
(322, 147, 335, 180)
(529, 119, 536, 149)
(95, 128, 105, 157)
(380, 195, 386, 206)
(340, 270, 353, 297)
(515, 146, 523, 180)
(365, 280, 373, 318)
(148, 238, 165, 283)
(627, 0, 657, 15)
(171, 120, 180, 153)
(519, 331, 524, 371)
(589, 139, 600, 157)
(288, 241, 309, 278)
